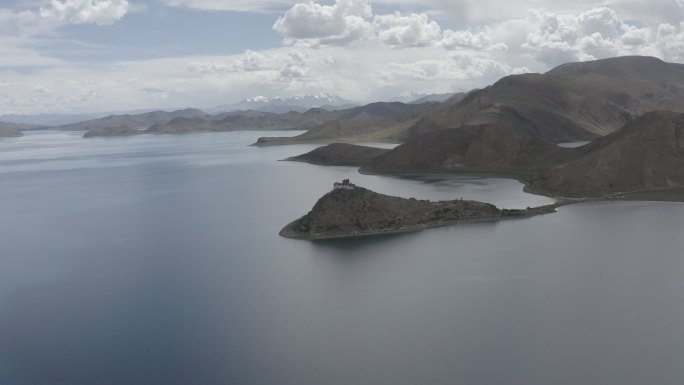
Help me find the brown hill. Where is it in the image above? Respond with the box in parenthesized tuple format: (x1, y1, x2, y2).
(0, 125, 23, 138)
(258, 57, 684, 147)
(529, 111, 684, 197)
(215, 108, 338, 130)
(255, 102, 433, 146)
(407, 56, 684, 143)
(285, 143, 390, 166)
(365, 107, 572, 176)
(281, 184, 554, 240)
(83, 126, 142, 138)
(144, 117, 215, 134)
(547, 55, 684, 83)
(58, 108, 210, 131)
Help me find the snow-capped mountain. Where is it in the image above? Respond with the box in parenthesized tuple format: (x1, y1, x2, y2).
(209, 94, 356, 114)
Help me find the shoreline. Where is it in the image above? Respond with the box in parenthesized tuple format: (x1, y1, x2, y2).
(358, 166, 684, 203)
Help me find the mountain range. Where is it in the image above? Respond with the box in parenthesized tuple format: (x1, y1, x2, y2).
(284, 56, 684, 200)
(208, 94, 356, 114)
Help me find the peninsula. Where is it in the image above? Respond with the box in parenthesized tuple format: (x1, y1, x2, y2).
(280, 180, 560, 240)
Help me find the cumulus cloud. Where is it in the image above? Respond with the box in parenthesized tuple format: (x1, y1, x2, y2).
(272, 0, 511, 50)
(273, 0, 372, 46)
(374, 12, 442, 48)
(9, 1, 684, 115)
(375, 53, 524, 83)
(654, 22, 684, 61)
(441, 29, 506, 50)
(517, 5, 684, 66)
(186, 48, 334, 85)
(39, 0, 129, 25)
(160, 0, 296, 13)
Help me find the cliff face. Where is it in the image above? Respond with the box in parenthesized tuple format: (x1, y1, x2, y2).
(280, 186, 547, 240)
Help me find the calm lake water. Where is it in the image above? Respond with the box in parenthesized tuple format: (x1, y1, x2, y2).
(1, 131, 684, 385)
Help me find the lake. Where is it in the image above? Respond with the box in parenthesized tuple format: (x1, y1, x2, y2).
(1, 131, 684, 385)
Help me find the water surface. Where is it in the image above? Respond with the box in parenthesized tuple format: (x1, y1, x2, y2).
(1, 131, 683, 385)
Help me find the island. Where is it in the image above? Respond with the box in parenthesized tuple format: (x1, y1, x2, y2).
(280, 179, 560, 240)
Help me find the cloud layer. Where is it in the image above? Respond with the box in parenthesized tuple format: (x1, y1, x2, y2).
(3, 0, 684, 114)
(40, 0, 129, 25)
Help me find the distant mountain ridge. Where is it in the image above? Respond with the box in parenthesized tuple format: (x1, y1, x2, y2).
(209, 94, 355, 114)
(0, 110, 158, 126)
(255, 102, 435, 146)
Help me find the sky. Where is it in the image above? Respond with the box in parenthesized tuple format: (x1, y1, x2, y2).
(1, 0, 684, 114)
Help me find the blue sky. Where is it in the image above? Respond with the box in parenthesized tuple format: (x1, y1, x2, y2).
(1, 0, 684, 114)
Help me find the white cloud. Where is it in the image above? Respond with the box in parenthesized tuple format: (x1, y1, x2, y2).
(654, 22, 684, 62)
(375, 52, 523, 83)
(7, 1, 684, 115)
(273, 0, 372, 46)
(441, 29, 506, 50)
(576, 7, 621, 38)
(159, 0, 297, 13)
(374, 12, 442, 47)
(39, 0, 129, 25)
(516, 6, 684, 66)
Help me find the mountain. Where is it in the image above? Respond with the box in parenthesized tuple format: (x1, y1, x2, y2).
(145, 117, 216, 134)
(409, 92, 462, 104)
(82, 108, 351, 137)
(528, 111, 684, 197)
(547, 55, 684, 83)
(365, 107, 570, 176)
(0, 123, 25, 138)
(0, 121, 42, 137)
(57, 109, 210, 131)
(285, 143, 391, 166)
(280, 183, 557, 240)
(256, 56, 684, 147)
(209, 94, 355, 114)
(0, 110, 156, 126)
(407, 56, 684, 143)
(255, 102, 435, 146)
(83, 126, 142, 138)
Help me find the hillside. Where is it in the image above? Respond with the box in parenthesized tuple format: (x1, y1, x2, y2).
(145, 117, 215, 134)
(83, 126, 142, 138)
(256, 56, 684, 147)
(285, 143, 390, 166)
(83, 108, 345, 137)
(528, 111, 684, 197)
(255, 102, 434, 146)
(0, 126, 23, 138)
(547, 56, 684, 83)
(58, 109, 210, 131)
(281, 183, 555, 240)
(407, 56, 684, 143)
(288, 110, 684, 201)
(364, 107, 572, 176)
(0, 121, 40, 137)
(409, 69, 684, 142)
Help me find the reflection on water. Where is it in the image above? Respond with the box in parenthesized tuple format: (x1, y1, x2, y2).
(0, 131, 683, 385)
